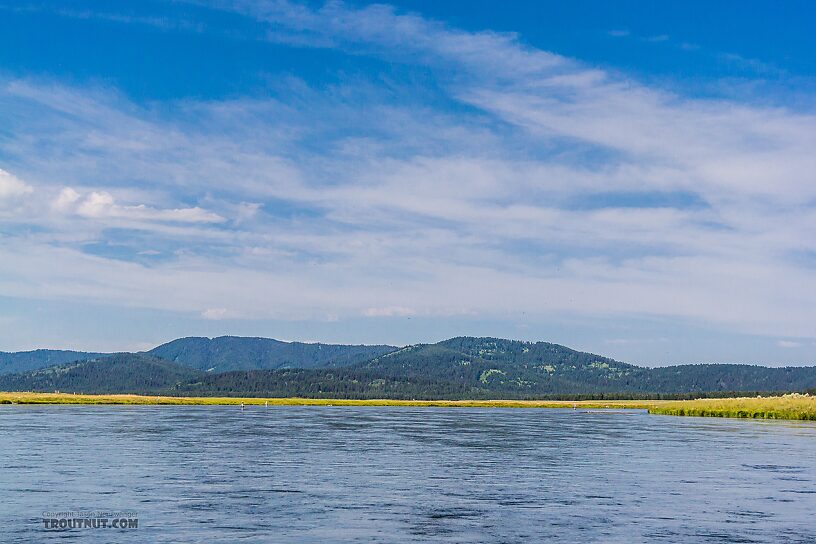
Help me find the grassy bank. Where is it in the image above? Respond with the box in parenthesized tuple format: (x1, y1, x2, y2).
(1, 392, 814, 420)
(0, 392, 658, 409)
(646, 394, 816, 421)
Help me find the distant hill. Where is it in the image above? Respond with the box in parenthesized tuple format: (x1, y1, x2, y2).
(147, 336, 397, 372)
(641, 364, 816, 393)
(0, 336, 396, 375)
(0, 354, 204, 394)
(0, 349, 106, 375)
(1, 336, 814, 399)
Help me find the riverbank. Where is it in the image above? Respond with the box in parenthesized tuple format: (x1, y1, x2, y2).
(1, 392, 814, 420)
(0, 392, 658, 409)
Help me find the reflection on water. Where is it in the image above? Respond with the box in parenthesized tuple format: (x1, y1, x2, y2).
(1, 406, 815, 543)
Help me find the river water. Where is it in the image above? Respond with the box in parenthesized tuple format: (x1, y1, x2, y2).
(1, 405, 814, 543)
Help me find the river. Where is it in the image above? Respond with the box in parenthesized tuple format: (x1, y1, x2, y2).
(1, 405, 814, 542)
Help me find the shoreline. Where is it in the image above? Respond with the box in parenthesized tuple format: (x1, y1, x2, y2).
(1, 392, 815, 420)
(0, 392, 657, 409)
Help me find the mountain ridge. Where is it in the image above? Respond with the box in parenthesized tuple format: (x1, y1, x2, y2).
(0, 336, 813, 398)
(146, 335, 397, 372)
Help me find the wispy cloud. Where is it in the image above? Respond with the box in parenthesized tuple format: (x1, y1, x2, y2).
(607, 29, 630, 38)
(604, 26, 780, 77)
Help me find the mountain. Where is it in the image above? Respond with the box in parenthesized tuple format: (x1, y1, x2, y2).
(1, 337, 814, 399)
(169, 338, 643, 399)
(0, 353, 204, 394)
(147, 336, 397, 372)
(357, 337, 638, 392)
(176, 337, 816, 398)
(0, 349, 106, 375)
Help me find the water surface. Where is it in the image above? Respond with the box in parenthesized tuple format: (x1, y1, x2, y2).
(1, 406, 815, 543)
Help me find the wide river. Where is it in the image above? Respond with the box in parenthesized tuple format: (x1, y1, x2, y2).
(1, 405, 815, 543)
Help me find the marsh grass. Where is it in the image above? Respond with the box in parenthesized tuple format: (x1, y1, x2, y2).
(1, 392, 814, 420)
(647, 394, 816, 421)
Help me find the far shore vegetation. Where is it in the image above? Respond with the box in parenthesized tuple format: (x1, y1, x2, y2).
(1, 392, 814, 421)
(647, 394, 816, 421)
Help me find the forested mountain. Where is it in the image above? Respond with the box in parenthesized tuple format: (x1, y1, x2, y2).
(147, 336, 397, 372)
(0, 354, 203, 394)
(0, 337, 814, 399)
(0, 349, 106, 375)
(351, 338, 816, 396)
(356, 338, 638, 395)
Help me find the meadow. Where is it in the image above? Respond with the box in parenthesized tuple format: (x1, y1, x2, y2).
(1, 392, 814, 420)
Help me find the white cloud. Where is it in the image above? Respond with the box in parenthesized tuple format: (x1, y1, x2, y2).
(0, 168, 33, 200)
(364, 306, 416, 317)
(52, 187, 81, 210)
(777, 340, 802, 349)
(54, 187, 225, 223)
(201, 308, 229, 320)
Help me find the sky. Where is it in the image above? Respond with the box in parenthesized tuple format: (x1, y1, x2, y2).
(0, 1, 814, 365)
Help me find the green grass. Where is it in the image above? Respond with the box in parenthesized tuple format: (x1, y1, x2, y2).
(647, 394, 816, 421)
(2, 392, 814, 420)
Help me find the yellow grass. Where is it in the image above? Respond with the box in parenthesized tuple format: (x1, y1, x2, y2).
(1, 392, 814, 420)
(647, 393, 816, 421)
(0, 391, 658, 409)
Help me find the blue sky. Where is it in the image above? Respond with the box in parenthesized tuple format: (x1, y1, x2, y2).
(0, 1, 814, 365)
